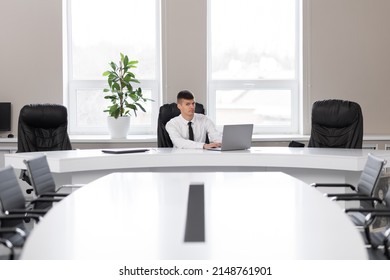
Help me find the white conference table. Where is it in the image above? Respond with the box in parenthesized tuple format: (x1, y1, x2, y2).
(4, 147, 390, 185)
(21, 172, 367, 260)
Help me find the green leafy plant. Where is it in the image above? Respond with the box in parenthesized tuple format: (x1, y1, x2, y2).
(103, 53, 152, 118)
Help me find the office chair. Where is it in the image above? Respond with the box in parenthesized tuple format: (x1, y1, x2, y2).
(308, 99, 363, 148)
(1, 233, 15, 260)
(157, 102, 208, 147)
(17, 103, 72, 152)
(347, 190, 390, 259)
(313, 154, 389, 259)
(0, 166, 50, 258)
(312, 154, 386, 226)
(385, 228, 390, 259)
(0, 166, 53, 218)
(0, 237, 14, 260)
(23, 154, 82, 200)
(0, 228, 26, 260)
(17, 104, 72, 192)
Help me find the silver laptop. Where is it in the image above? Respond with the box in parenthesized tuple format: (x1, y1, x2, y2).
(208, 124, 253, 151)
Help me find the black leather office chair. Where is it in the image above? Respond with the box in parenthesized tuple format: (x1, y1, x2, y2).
(308, 99, 363, 148)
(157, 102, 207, 147)
(17, 104, 72, 190)
(17, 104, 72, 152)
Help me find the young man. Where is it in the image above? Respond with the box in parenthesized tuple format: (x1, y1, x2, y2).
(166, 90, 222, 149)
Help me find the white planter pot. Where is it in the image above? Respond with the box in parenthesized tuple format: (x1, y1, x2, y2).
(107, 116, 130, 139)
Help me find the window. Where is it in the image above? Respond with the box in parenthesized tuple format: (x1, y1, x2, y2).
(65, 0, 161, 135)
(208, 0, 301, 133)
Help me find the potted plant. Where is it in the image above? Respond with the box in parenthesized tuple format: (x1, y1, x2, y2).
(103, 53, 151, 138)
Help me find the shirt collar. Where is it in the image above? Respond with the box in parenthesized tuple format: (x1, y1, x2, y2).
(179, 114, 195, 124)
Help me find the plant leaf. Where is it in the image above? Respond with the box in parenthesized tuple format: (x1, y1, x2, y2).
(110, 62, 117, 71)
(135, 102, 146, 112)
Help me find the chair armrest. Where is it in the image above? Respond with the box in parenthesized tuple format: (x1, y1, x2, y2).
(326, 193, 371, 199)
(345, 208, 390, 214)
(30, 197, 63, 203)
(310, 183, 356, 191)
(39, 192, 68, 197)
(57, 184, 84, 190)
(60, 184, 84, 188)
(365, 211, 390, 221)
(331, 196, 382, 203)
(4, 209, 47, 217)
(327, 193, 368, 198)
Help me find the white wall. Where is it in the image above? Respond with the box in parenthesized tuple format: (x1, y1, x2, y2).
(1, 0, 390, 137)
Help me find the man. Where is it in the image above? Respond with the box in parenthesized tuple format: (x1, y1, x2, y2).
(166, 90, 222, 149)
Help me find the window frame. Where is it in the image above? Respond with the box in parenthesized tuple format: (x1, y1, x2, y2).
(207, 0, 302, 134)
(64, 0, 162, 135)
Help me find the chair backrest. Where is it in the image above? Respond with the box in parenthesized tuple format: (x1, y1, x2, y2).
(24, 155, 56, 196)
(357, 154, 386, 197)
(0, 166, 27, 229)
(17, 104, 72, 152)
(308, 99, 363, 148)
(157, 102, 206, 147)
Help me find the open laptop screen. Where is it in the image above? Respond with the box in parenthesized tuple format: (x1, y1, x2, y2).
(208, 124, 253, 151)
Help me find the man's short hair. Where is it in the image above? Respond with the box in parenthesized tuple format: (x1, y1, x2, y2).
(177, 90, 194, 102)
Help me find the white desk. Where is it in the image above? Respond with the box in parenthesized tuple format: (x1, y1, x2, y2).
(21, 172, 367, 260)
(4, 147, 390, 185)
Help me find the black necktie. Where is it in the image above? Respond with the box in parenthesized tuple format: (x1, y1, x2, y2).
(188, 122, 194, 141)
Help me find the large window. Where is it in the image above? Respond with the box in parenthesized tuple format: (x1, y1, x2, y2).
(208, 0, 301, 133)
(66, 0, 161, 135)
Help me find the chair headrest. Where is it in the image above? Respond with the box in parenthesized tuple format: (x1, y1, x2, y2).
(158, 102, 205, 125)
(311, 99, 362, 128)
(19, 104, 68, 129)
(159, 103, 181, 125)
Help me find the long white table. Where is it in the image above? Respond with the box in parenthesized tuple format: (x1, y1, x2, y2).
(4, 147, 390, 185)
(21, 172, 367, 260)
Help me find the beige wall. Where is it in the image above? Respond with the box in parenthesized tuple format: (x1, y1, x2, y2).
(1, 0, 390, 137)
(162, 0, 208, 105)
(0, 0, 63, 137)
(307, 0, 390, 134)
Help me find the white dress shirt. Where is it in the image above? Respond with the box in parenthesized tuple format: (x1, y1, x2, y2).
(165, 113, 222, 149)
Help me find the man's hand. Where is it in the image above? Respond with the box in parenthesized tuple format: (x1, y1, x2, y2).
(203, 142, 222, 149)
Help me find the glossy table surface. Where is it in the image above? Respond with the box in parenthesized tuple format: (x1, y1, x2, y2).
(21, 172, 367, 260)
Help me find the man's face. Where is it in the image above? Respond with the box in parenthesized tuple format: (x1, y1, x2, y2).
(177, 99, 195, 119)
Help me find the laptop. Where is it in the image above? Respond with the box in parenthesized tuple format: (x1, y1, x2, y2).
(207, 124, 253, 151)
